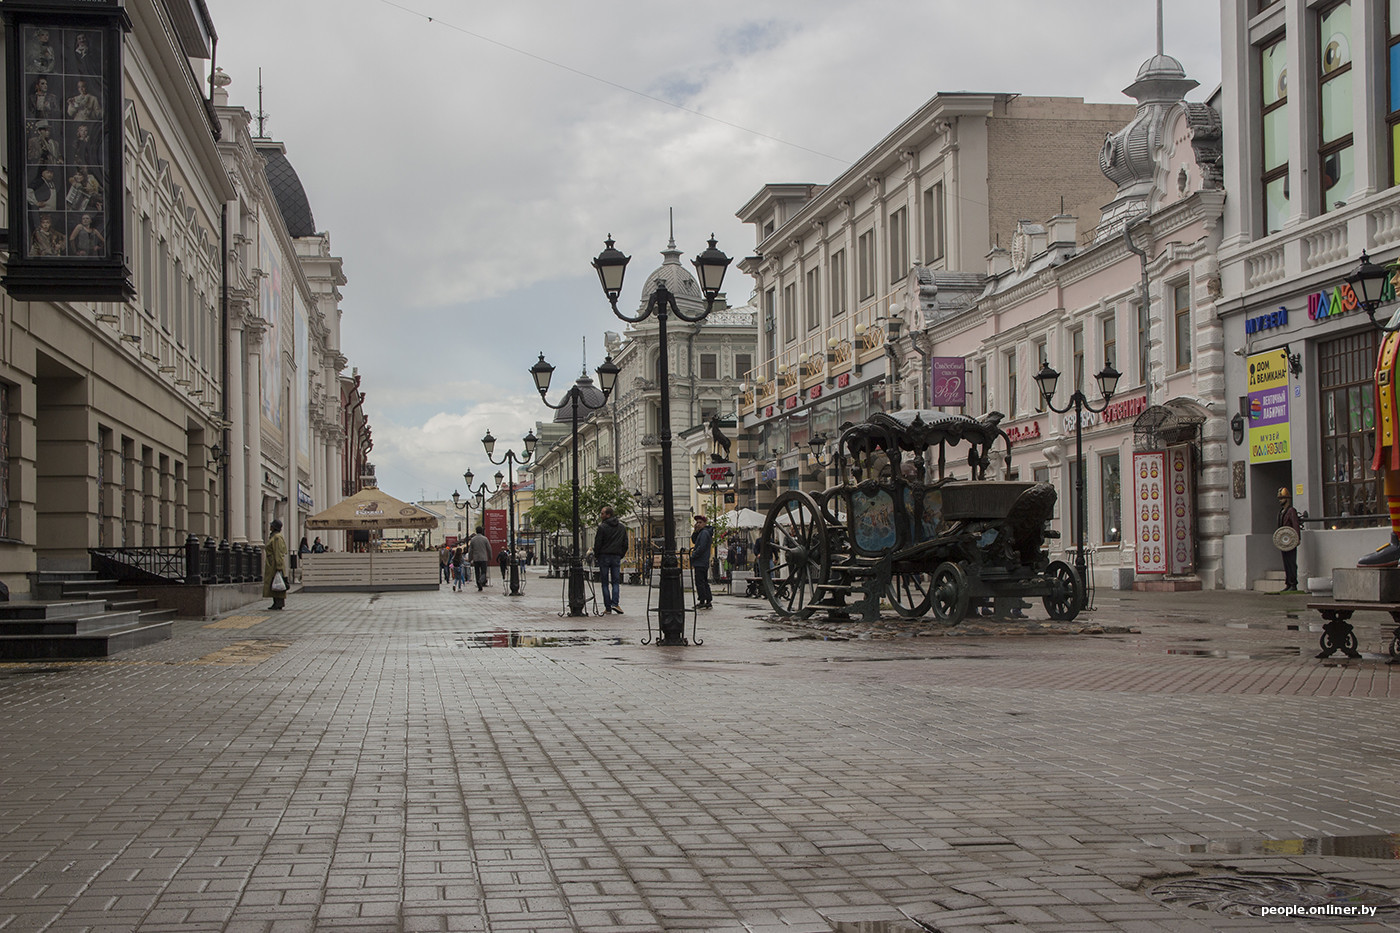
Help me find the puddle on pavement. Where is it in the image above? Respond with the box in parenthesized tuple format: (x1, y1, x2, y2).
(830, 921, 937, 933)
(457, 631, 628, 648)
(1176, 833, 1400, 859)
(1165, 645, 1303, 659)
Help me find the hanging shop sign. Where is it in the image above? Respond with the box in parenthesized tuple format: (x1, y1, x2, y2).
(930, 357, 966, 407)
(1005, 421, 1041, 444)
(1133, 451, 1167, 575)
(701, 461, 736, 486)
(296, 482, 314, 511)
(2, 1, 134, 300)
(1246, 348, 1291, 464)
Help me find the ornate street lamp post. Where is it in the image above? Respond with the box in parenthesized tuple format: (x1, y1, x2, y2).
(1035, 361, 1121, 597)
(594, 233, 731, 644)
(633, 488, 660, 584)
(532, 353, 620, 616)
(481, 430, 537, 596)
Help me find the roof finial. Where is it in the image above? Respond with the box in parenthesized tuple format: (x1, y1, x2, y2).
(1156, 0, 1164, 57)
(668, 207, 676, 250)
(255, 67, 270, 138)
(582, 336, 587, 377)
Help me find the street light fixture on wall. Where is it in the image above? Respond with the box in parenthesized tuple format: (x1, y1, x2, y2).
(594, 232, 731, 645)
(1035, 361, 1120, 602)
(481, 430, 537, 596)
(1348, 250, 1393, 325)
(532, 352, 620, 616)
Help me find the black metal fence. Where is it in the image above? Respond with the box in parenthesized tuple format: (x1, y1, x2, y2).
(89, 536, 263, 585)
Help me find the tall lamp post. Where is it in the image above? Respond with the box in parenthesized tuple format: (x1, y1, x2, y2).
(633, 489, 661, 583)
(1035, 361, 1121, 594)
(480, 430, 537, 596)
(594, 233, 731, 645)
(531, 353, 621, 616)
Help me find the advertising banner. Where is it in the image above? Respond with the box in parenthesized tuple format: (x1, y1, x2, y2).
(1247, 348, 1291, 464)
(1133, 452, 1167, 575)
(483, 509, 509, 555)
(931, 357, 966, 407)
(1166, 444, 1194, 575)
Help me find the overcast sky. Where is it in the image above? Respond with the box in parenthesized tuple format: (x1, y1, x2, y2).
(206, 0, 1222, 503)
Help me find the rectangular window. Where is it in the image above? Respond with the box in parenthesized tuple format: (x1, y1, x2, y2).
(735, 353, 752, 382)
(763, 287, 776, 335)
(1261, 35, 1289, 233)
(830, 249, 848, 317)
(1005, 350, 1018, 418)
(1319, 1, 1354, 211)
(1100, 453, 1122, 543)
(158, 239, 169, 330)
(1174, 283, 1192, 371)
(978, 360, 988, 415)
(1072, 328, 1085, 389)
(857, 230, 875, 301)
(1389, 0, 1400, 185)
(1137, 300, 1150, 386)
(1319, 329, 1382, 527)
(782, 283, 796, 343)
(173, 262, 185, 345)
(888, 207, 908, 283)
(700, 353, 717, 380)
(804, 267, 820, 331)
(1102, 313, 1117, 372)
(1034, 340, 1048, 412)
(922, 182, 945, 263)
(141, 217, 153, 315)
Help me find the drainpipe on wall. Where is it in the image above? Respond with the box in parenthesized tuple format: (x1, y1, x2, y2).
(1124, 217, 1154, 409)
(220, 202, 230, 541)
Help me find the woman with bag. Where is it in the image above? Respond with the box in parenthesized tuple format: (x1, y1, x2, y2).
(263, 518, 289, 610)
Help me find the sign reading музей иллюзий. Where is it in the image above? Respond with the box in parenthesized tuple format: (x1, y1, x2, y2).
(2, 0, 133, 301)
(1247, 348, 1292, 465)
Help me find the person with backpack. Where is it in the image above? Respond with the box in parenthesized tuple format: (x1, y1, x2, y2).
(593, 505, 629, 614)
(467, 527, 493, 591)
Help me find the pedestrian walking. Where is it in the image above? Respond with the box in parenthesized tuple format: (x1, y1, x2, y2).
(691, 514, 714, 609)
(1276, 487, 1303, 594)
(451, 546, 467, 592)
(467, 527, 493, 591)
(439, 544, 452, 584)
(593, 505, 628, 614)
(497, 547, 510, 583)
(263, 518, 289, 611)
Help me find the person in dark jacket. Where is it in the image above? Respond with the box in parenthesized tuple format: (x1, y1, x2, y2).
(593, 506, 629, 614)
(691, 514, 714, 609)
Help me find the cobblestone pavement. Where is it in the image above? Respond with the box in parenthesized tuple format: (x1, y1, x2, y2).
(1, 574, 1397, 932)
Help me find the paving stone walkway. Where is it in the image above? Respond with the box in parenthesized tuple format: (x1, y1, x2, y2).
(0, 576, 1396, 932)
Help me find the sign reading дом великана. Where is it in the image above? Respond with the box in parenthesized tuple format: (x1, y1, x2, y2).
(1247, 348, 1291, 464)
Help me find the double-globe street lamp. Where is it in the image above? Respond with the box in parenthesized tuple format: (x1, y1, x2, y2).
(479, 430, 537, 596)
(1034, 361, 1121, 599)
(594, 233, 731, 645)
(530, 353, 621, 617)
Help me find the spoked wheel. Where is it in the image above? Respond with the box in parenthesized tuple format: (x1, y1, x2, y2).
(929, 561, 970, 624)
(888, 569, 934, 619)
(1042, 559, 1084, 622)
(759, 491, 831, 619)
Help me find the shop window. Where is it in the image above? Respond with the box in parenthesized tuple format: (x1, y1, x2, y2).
(1319, 329, 1381, 527)
(1100, 452, 1122, 543)
(1261, 35, 1289, 232)
(1319, 1, 1354, 211)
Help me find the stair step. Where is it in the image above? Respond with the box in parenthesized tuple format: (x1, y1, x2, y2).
(0, 619, 173, 660)
(60, 587, 131, 601)
(0, 610, 142, 636)
(1253, 578, 1288, 593)
(107, 598, 159, 613)
(138, 608, 177, 624)
(0, 599, 109, 621)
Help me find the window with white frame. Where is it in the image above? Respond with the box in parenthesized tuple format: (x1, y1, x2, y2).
(1102, 313, 1117, 374)
(1100, 452, 1121, 543)
(1072, 328, 1085, 390)
(735, 353, 752, 383)
(700, 353, 717, 380)
(830, 249, 848, 317)
(922, 182, 945, 263)
(804, 267, 820, 331)
(978, 360, 988, 414)
(782, 283, 796, 342)
(1261, 34, 1289, 233)
(1034, 340, 1048, 411)
(888, 207, 908, 283)
(857, 229, 875, 300)
(1136, 299, 1150, 386)
(1319, 1, 1354, 212)
(1005, 349, 1018, 418)
(1173, 283, 1192, 371)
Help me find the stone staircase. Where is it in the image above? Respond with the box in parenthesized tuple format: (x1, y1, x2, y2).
(0, 571, 176, 660)
(1252, 569, 1295, 594)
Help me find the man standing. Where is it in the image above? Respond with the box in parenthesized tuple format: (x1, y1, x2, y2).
(691, 514, 714, 609)
(1276, 487, 1303, 593)
(593, 506, 628, 614)
(467, 526, 492, 591)
(439, 543, 452, 584)
(263, 518, 289, 611)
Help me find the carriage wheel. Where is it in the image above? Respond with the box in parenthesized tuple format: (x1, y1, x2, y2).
(929, 561, 970, 624)
(759, 491, 831, 620)
(1042, 560, 1084, 622)
(888, 571, 934, 619)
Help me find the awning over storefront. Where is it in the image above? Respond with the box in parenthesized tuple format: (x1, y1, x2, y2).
(1134, 397, 1210, 450)
(306, 487, 439, 530)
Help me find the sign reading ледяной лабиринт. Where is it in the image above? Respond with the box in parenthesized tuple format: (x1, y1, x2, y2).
(1247, 348, 1291, 464)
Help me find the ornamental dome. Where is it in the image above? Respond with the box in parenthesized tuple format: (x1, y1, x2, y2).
(640, 237, 701, 300)
(256, 142, 317, 238)
(550, 374, 608, 423)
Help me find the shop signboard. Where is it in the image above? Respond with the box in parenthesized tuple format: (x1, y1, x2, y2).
(930, 357, 965, 407)
(483, 509, 508, 555)
(1246, 348, 1291, 464)
(1133, 452, 1167, 575)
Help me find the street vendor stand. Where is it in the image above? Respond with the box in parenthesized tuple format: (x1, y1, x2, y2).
(301, 487, 440, 592)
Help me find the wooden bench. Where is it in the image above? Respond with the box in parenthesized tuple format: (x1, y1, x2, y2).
(1305, 600, 1400, 660)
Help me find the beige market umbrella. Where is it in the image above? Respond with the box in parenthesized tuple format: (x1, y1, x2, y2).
(305, 487, 439, 530)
